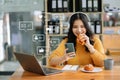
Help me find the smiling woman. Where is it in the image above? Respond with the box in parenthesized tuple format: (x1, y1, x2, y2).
(48, 12, 107, 67)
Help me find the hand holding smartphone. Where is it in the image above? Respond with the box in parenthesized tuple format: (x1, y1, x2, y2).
(65, 43, 75, 53)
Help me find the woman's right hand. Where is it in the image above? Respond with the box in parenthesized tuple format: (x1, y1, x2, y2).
(63, 49, 76, 61)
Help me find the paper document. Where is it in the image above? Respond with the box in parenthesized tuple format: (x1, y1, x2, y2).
(62, 65, 79, 71)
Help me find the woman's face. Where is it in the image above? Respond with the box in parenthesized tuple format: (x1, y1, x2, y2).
(72, 19, 86, 37)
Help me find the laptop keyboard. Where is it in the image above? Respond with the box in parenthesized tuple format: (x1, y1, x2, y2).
(42, 67, 62, 74)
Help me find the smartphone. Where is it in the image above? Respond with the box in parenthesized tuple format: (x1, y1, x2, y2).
(65, 43, 75, 53)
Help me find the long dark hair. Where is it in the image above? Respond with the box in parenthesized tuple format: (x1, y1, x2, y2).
(66, 13, 94, 52)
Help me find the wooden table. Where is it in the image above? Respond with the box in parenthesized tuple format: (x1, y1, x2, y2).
(9, 65, 120, 80)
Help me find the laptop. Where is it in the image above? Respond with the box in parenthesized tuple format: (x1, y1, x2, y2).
(14, 52, 63, 76)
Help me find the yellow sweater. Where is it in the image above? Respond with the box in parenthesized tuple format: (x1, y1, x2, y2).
(48, 36, 106, 67)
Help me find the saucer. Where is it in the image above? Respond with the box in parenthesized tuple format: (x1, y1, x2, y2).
(80, 67, 102, 73)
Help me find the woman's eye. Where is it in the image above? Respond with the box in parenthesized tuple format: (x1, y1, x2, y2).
(81, 25, 85, 28)
(81, 26, 84, 28)
(73, 26, 78, 28)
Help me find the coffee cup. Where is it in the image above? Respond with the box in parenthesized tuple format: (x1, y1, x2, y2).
(104, 59, 114, 70)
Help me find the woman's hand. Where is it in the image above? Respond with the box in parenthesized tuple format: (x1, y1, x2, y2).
(49, 49, 75, 66)
(63, 49, 76, 61)
(78, 34, 90, 46)
(79, 34, 95, 53)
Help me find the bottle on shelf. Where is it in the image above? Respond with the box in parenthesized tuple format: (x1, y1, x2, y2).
(81, 0, 87, 12)
(48, 21, 54, 34)
(90, 21, 95, 33)
(93, 0, 99, 12)
(95, 20, 102, 34)
(93, 0, 102, 12)
(63, 22, 69, 34)
(63, 0, 68, 12)
(51, 0, 57, 12)
(48, 18, 60, 34)
(87, 0, 93, 12)
(57, 0, 63, 12)
(54, 20, 60, 34)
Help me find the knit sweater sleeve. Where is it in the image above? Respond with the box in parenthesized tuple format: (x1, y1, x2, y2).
(48, 39, 67, 64)
(90, 37, 107, 67)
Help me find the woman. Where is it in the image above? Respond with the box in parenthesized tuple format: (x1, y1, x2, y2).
(48, 12, 106, 67)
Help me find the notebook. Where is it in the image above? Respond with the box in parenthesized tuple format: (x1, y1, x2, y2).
(62, 65, 80, 71)
(14, 52, 63, 76)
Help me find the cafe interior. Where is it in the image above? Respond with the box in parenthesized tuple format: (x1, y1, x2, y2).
(0, 0, 120, 80)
